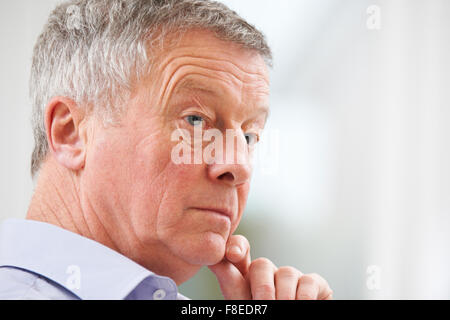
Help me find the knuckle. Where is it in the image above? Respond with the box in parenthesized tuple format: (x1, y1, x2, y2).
(299, 274, 317, 285)
(311, 272, 323, 280)
(254, 283, 275, 299)
(251, 257, 272, 269)
(296, 273, 332, 300)
(234, 234, 249, 246)
(277, 266, 299, 279)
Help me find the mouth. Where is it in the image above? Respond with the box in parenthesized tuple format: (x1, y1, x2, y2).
(190, 207, 233, 220)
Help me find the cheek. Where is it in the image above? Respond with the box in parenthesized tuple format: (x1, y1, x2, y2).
(127, 146, 175, 235)
(82, 123, 176, 237)
(152, 163, 204, 226)
(128, 141, 203, 242)
(80, 133, 138, 233)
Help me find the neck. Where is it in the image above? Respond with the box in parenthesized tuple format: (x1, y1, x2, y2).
(27, 157, 100, 242)
(26, 157, 200, 285)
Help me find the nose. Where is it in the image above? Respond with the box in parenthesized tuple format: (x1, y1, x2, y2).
(208, 162, 252, 187)
(207, 133, 252, 187)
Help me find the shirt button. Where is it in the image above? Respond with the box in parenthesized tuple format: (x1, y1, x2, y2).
(153, 289, 166, 300)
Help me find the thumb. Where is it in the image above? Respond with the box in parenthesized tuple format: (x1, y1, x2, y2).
(208, 260, 251, 300)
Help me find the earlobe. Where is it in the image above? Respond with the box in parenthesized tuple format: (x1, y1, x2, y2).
(45, 97, 87, 171)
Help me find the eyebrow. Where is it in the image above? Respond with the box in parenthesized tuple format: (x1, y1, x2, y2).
(173, 78, 220, 97)
(174, 78, 270, 123)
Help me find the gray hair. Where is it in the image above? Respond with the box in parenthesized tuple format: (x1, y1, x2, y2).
(30, 0, 272, 178)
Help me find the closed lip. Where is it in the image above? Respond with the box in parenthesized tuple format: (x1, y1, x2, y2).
(191, 207, 234, 220)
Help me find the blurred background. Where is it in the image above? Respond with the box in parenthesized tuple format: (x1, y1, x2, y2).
(1, 0, 449, 299)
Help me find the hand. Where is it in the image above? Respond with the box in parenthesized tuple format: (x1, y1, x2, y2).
(208, 235, 333, 300)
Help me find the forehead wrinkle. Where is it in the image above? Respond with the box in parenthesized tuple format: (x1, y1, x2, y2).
(172, 75, 272, 123)
(151, 51, 269, 116)
(244, 77, 270, 99)
(158, 66, 244, 112)
(157, 53, 269, 87)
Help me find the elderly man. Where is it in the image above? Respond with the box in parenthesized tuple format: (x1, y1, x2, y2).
(0, 0, 332, 300)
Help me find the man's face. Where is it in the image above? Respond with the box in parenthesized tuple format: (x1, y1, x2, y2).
(80, 30, 270, 268)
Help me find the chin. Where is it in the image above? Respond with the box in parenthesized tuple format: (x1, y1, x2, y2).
(170, 231, 228, 266)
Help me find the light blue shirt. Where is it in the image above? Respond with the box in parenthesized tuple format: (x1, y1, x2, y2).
(0, 219, 188, 300)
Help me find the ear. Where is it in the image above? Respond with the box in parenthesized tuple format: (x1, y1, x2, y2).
(44, 97, 87, 171)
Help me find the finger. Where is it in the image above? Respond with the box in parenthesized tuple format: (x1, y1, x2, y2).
(296, 273, 333, 300)
(248, 258, 277, 300)
(274, 267, 302, 300)
(225, 235, 251, 276)
(209, 260, 251, 300)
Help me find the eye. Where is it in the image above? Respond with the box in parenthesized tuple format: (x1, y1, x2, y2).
(244, 133, 259, 146)
(185, 115, 204, 127)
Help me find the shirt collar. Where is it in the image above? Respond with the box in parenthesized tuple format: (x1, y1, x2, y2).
(0, 218, 179, 300)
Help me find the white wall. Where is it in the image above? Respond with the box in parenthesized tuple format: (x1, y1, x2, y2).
(1, 0, 449, 299)
(0, 0, 60, 222)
